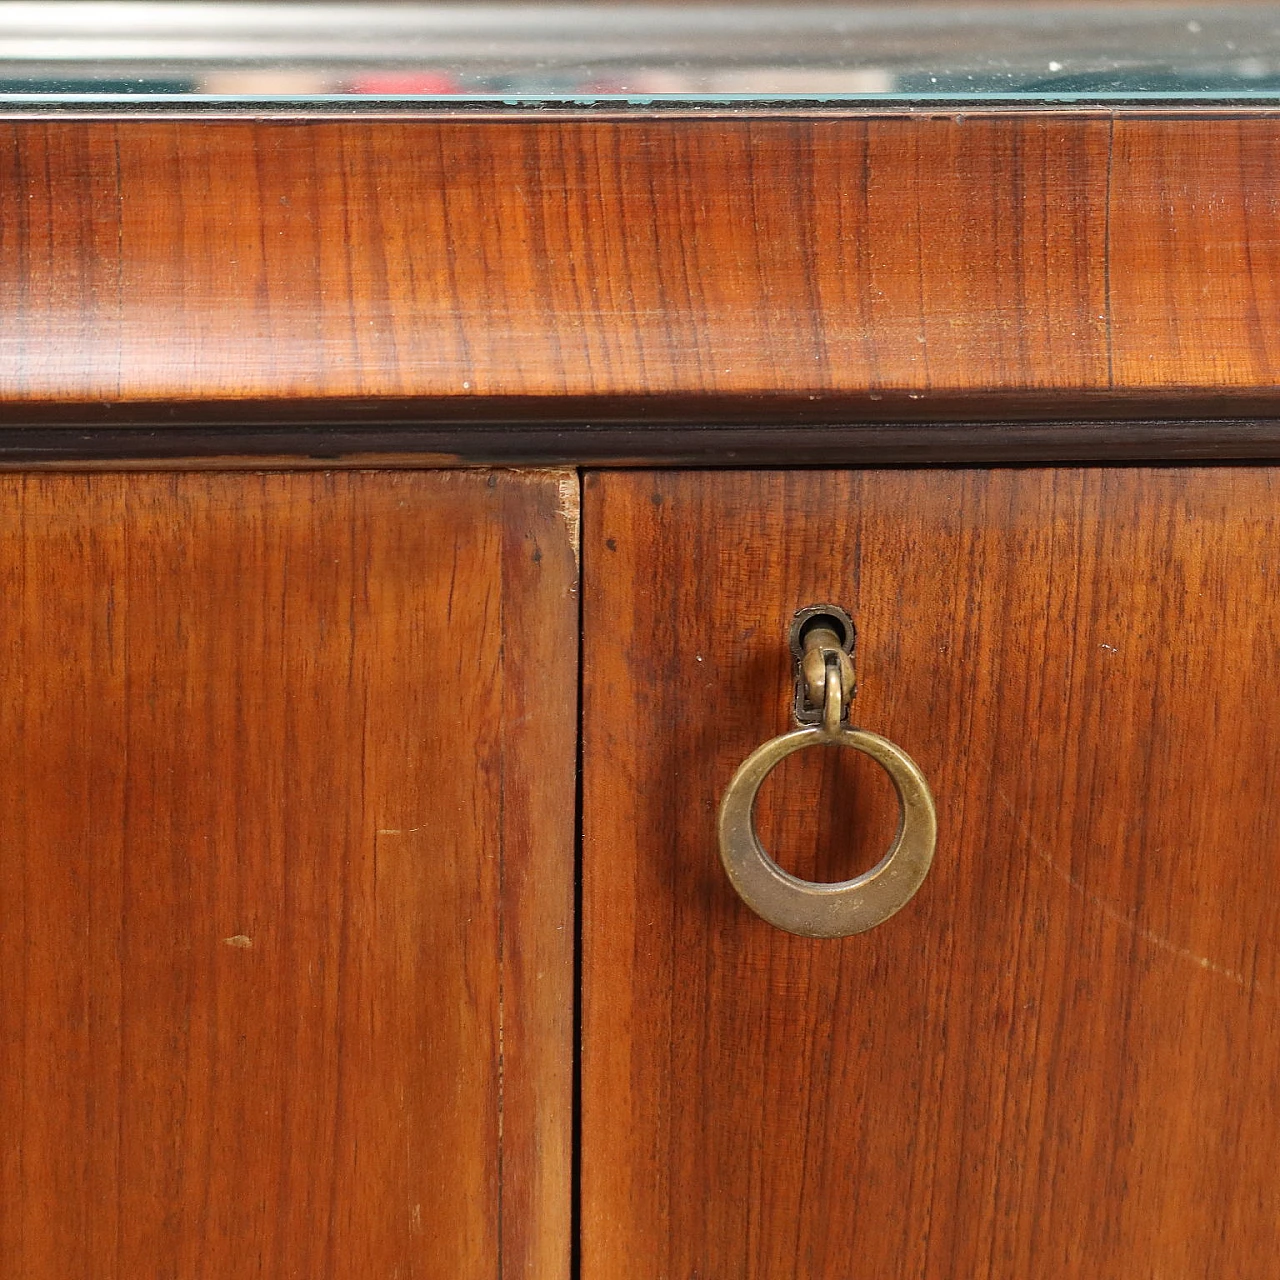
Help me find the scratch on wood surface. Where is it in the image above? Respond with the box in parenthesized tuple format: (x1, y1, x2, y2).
(1035, 848, 1252, 989)
(223, 935, 253, 948)
(997, 788, 1254, 991)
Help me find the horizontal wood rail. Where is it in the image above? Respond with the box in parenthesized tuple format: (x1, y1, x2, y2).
(2, 110, 1280, 445)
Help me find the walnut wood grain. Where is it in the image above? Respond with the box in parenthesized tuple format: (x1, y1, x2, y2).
(582, 468, 1280, 1278)
(0, 469, 578, 1279)
(3, 113, 1280, 426)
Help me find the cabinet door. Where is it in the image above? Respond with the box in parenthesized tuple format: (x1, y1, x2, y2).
(0, 470, 578, 1279)
(582, 469, 1280, 1277)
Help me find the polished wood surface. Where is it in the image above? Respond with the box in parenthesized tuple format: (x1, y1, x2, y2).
(582, 468, 1280, 1277)
(0, 470, 578, 1278)
(4, 113, 1280, 424)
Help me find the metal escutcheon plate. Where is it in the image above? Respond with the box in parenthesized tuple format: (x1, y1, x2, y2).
(718, 726, 937, 938)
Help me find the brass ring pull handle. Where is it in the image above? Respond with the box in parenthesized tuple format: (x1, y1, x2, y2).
(717, 610, 937, 938)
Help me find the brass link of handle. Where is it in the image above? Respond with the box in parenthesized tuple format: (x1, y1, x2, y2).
(717, 613, 937, 938)
(822, 660, 843, 734)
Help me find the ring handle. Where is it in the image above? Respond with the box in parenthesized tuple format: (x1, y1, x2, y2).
(717, 612, 936, 938)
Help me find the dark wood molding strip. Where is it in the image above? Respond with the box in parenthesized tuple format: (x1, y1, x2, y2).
(6, 420, 1280, 468)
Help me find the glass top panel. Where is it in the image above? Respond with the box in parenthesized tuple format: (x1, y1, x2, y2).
(4, 1, 1280, 103)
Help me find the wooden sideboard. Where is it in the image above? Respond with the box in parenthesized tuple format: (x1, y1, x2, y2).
(1, 110, 1279, 1278)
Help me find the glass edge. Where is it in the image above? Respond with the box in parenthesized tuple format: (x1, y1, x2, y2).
(3, 90, 1280, 109)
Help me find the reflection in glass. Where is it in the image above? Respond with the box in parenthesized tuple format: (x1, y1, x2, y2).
(2, 2, 1280, 100)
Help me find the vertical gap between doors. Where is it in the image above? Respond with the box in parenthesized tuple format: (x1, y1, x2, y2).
(570, 465, 585, 1280)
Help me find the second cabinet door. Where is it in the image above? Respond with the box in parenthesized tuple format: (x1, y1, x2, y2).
(0, 470, 578, 1279)
(581, 468, 1280, 1278)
